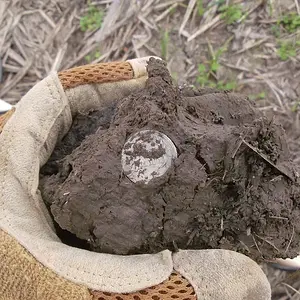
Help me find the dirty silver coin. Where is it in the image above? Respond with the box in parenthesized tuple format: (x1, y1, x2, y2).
(121, 130, 177, 184)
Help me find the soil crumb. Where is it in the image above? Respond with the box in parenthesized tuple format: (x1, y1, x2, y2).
(40, 58, 300, 261)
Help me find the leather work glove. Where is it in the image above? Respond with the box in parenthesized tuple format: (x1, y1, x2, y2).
(0, 57, 271, 300)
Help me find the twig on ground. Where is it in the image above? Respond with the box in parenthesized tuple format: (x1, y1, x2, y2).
(261, 77, 287, 111)
(6, 48, 25, 66)
(143, 43, 160, 56)
(295, 0, 300, 15)
(142, 0, 156, 12)
(238, 0, 264, 23)
(155, 3, 178, 23)
(13, 34, 28, 60)
(179, 0, 197, 35)
(0, 60, 33, 98)
(188, 15, 221, 42)
(154, 0, 185, 10)
(0, 11, 13, 54)
(51, 44, 68, 73)
(282, 283, 300, 296)
(235, 38, 269, 55)
(138, 14, 157, 30)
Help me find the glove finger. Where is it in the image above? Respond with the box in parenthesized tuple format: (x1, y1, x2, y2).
(58, 56, 158, 90)
(0, 56, 160, 130)
(58, 56, 161, 115)
(1, 228, 197, 300)
(173, 249, 271, 300)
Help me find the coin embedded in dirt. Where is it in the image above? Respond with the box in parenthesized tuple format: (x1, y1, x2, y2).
(121, 130, 177, 184)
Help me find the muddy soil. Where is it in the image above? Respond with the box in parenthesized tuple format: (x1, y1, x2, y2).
(40, 58, 300, 261)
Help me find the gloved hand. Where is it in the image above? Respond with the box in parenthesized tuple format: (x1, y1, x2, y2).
(0, 57, 271, 300)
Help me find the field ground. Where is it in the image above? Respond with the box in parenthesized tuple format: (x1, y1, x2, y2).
(1, 0, 300, 298)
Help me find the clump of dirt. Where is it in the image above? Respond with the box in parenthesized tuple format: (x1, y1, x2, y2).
(40, 58, 300, 261)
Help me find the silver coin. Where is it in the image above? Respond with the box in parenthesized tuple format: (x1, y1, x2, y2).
(121, 130, 177, 184)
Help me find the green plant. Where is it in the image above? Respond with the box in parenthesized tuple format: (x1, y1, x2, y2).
(257, 91, 266, 99)
(249, 92, 266, 101)
(291, 101, 300, 112)
(171, 72, 178, 82)
(209, 46, 227, 72)
(161, 30, 169, 60)
(277, 41, 299, 60)
(169, 6, 176, 15)
(94, 50, 101, 59)
(219, 4, 243, 24)
(280, 13, 300, 33)
(268, 0, 274, 17)
(196, 42, 236, 90)
(208, 0, 225, 7)
(85, 55, 92, 63)
(197, 0, 205, 17)
(85, 50, 101, 63)
(217, 80, 237, 90)
(197, 64, 211, 86)
(196, 64, 237, 91)
(271, 24, 281, 37)
(80, 3, 104, 32)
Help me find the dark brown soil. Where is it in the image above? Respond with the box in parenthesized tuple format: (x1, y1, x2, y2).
(40, 58, 300, 261)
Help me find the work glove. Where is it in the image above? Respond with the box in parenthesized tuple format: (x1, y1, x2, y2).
(0, 57, 271, 300)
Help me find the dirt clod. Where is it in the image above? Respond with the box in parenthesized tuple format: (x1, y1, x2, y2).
(40, 58, 300, 261)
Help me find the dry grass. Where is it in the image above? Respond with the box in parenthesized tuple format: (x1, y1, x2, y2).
(1, 0, 300, 298)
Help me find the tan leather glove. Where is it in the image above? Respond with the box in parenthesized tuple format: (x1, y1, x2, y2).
(0, 57, 271, 300)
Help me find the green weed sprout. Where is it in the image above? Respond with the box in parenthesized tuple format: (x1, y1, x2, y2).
(80, 4, 104, 32)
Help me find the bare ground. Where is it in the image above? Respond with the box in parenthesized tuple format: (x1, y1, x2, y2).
(1, 0, 300, 298)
